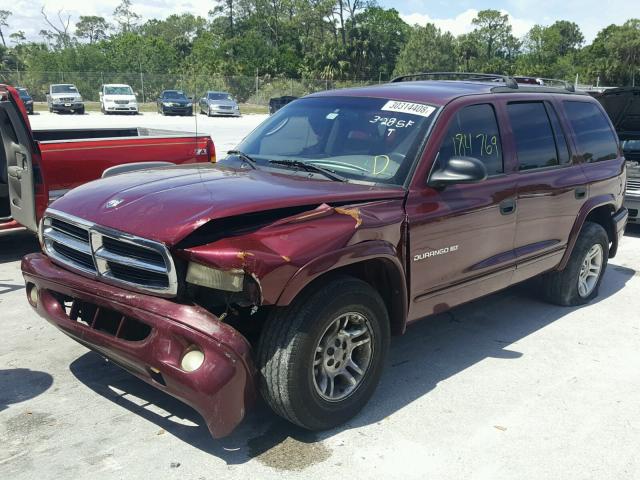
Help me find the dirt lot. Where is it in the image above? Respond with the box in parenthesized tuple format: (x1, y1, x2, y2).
(1, 112, 640, 479)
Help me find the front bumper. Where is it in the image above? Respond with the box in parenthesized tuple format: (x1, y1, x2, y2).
(52, 103, 83, 112)
(208, 106, 239, 116)
(162, 105, 192, 115)
(22, 253, 256, 438)
(624, 195, 640, 223)
(105, 103, 138, 113)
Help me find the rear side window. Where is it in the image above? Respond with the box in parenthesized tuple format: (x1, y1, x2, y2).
(436, 104, 503, 176)
(564, 101, 618, 162)
(508, 102, 559, 170)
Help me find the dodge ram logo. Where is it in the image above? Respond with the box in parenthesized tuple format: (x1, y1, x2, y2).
(105, 198, 124, 209)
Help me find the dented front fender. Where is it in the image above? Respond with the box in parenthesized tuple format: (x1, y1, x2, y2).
(179, 199, 407, 306)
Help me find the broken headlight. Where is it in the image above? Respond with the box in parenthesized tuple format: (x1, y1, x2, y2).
(186, 262, 244, 292)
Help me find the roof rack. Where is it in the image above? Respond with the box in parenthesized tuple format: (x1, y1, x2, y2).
(535, 77, 575, 92)
(391, 72, 519, 90)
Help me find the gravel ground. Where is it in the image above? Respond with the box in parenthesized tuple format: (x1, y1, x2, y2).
(1, 112, 639, 479)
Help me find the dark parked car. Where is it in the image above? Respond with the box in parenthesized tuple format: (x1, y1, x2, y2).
(157, 90, 193, 116)
(22, 72, 627, 439)
(16, 87, 34, 114)
(268, 95, 298, 114)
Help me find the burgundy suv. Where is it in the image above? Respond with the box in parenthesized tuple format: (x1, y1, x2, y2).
(21, 73, 628, 438)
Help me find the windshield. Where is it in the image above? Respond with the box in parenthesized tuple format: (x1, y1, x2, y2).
(52, 85, 78, 94)
(164, 91, 187, 99)
(208, 92, 233, 100)
(228, 96, 437, 185)
(17, 88, 29, 97)
(104, 86, 134, 95)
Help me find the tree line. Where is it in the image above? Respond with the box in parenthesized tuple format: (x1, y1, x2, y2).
(0, 1, 639, 87)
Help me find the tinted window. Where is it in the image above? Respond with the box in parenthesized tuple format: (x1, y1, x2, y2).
(508, 102, 558, 170)
(546, 102, 571, 164)
(564, 101, 618, 162)
(436, 104, 503, 175)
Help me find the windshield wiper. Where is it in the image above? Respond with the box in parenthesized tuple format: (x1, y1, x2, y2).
(268, 159, 347, 182)
(227, 150, 257, 169)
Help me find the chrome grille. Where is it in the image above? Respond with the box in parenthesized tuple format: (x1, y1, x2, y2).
(114, 100, 129, 105)
(42, 209, 178, 296)
(627, 178, 640, 197)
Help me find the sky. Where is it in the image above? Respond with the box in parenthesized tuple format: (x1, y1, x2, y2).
(4, 0, 638, 45)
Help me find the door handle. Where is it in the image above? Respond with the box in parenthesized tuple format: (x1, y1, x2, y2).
(575, 186, 587, 199)
(500, 198, 516, 215)
(8, 166, 23, 180)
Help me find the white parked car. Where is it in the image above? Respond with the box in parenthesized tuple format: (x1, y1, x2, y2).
(100, 84, 139, 114)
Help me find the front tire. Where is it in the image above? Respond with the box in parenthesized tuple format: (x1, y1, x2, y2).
(542, 222, 609, 306)
(257, 276, 389, 431)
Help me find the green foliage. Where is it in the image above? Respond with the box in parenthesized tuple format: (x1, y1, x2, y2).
(1, 2, 640, 93)
(394, 24, 456, 76)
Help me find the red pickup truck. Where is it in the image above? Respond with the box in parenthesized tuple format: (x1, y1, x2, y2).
(21, 74, 627, 439)
(0, 84, 215, 234)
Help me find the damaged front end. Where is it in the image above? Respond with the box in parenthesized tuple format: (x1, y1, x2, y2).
(24, 195, 405, 437)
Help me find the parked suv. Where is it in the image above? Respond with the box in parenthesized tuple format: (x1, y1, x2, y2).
(100, 84, 139, 114)
(22, 72, 627, 439)
(47, 84, 84, 114)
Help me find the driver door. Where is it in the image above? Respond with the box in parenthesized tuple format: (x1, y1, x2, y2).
(405, 102, 518, 322)
(1, 91, 38, 231)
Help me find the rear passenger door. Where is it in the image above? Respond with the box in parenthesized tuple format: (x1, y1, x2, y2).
(507, 100, 588, 282)
(406, 102, 518, 320)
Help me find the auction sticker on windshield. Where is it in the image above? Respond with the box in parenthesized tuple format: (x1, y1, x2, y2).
(381, 100, 436, 118)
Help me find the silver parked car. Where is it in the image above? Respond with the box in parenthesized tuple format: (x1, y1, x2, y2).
(198, 91, 240, 117)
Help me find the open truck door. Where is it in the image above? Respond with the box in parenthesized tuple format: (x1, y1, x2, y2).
(0, 86, 38, 232)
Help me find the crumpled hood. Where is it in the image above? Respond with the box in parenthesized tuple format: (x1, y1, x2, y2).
(49, 164, 405, 247)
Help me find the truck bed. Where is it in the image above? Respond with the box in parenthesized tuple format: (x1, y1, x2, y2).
(32, 127, 199, 142)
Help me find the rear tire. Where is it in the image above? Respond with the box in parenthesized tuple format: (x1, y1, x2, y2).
(257, 276, 389, 431)
(542, 222, 609, 306)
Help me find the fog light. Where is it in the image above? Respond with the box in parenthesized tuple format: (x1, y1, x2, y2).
(180, 347, 205, 372)
(27, 284, 39, 307)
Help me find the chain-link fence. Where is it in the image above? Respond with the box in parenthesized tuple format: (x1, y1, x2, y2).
(0, 71, 382, 105)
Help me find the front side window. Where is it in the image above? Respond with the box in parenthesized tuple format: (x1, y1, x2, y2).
(436, 104, 503, 176)
(508, 102, 559, 170)
(564, 101, 618, 162)
(230, 96, 438, 185)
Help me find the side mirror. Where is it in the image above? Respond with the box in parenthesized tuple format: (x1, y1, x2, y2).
(428, 156, 488, 188)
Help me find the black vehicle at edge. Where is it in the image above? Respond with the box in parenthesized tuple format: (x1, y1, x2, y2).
(17, 87, 34, 114)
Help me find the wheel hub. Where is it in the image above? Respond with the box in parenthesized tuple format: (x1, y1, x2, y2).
(578, 243, 603, 298)
(313, 312, 373, 402)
